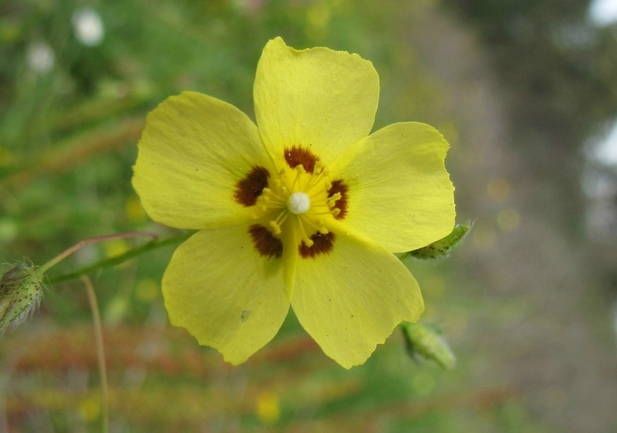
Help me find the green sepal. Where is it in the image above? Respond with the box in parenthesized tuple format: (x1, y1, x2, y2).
(401, 322, 456, 370)
(407, 223, 471, 260)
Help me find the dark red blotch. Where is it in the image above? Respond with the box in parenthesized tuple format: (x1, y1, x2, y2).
(284, 146, 319, 173)
(249, 224, 283, 258)
(328, 180, 348, 220)
(299, 232, 335, 259)
(234, 166, 270, 207)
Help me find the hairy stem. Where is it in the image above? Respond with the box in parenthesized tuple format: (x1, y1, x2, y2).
(40, 232, 159, 274)
(48, 232, 192, 284)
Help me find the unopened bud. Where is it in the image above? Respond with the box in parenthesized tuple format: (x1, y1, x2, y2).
(0, 263, 45, 334)
(401, 322, 456, 370)
(408, 223, 471, 260)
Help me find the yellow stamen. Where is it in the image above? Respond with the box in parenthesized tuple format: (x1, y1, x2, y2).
(302, 215, 329, 235)
(304, 165, 329, 194)
(327, 193, 342, 208)
(248, 154, 346, 255)
(298, 220, 314, 247)
(290, 164, 306, 191)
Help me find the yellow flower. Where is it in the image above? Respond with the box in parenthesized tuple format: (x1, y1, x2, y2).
(132, 37, 455, 368)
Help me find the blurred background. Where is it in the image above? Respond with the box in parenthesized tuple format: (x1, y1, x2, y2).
(1, 0, 617, 432)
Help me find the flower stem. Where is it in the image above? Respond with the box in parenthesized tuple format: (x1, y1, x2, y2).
(48, 232, 193, 285)
(82, 276, 109, 433)
(40, 232, 159, 274)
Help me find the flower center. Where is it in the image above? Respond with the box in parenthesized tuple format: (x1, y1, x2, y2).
(236, 146, 349, 259)
(253, 162, 332, 241)
(287, 192, 310, 214)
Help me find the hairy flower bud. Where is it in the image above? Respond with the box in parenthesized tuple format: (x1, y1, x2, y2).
(0, 263, 45, 334)
(408, 224, 471, 260)
(401, 322, 456, 370)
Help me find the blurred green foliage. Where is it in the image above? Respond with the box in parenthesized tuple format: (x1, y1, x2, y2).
(444, 0, 617, 237)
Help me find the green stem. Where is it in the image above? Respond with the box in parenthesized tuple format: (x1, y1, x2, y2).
(40, 232, 159, 274)
(83, 276, 109, 433)
(48, 232, 192, 284)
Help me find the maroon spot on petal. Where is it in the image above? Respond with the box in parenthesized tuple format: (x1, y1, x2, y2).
(284, 146, 319, 173)
(234, 166, 270, 207)
(249, 224, 283, 258)
(328, 180, 349, 220)
(299, 232, 335, 259)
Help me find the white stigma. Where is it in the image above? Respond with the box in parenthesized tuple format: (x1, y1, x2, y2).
(287, 192, 311, 214)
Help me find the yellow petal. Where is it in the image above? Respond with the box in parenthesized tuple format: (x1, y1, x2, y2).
(163, 226, 289, 364)
(333, 122, 455, 253)
(254, 37, 379, 166)
(291, 229, 424, 368)
(133, 91, 273, 230)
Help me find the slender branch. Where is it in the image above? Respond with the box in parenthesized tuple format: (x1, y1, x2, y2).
(40, 232, 159, 274)
(48, 232, 192, 284)
(82, 276, 109, 433)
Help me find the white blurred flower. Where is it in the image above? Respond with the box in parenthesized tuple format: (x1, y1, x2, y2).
(26, 41, 55, 74)
(72, 8, 105, 46)
(585, 120, 617, 167)
(589, 0, 617, 27)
